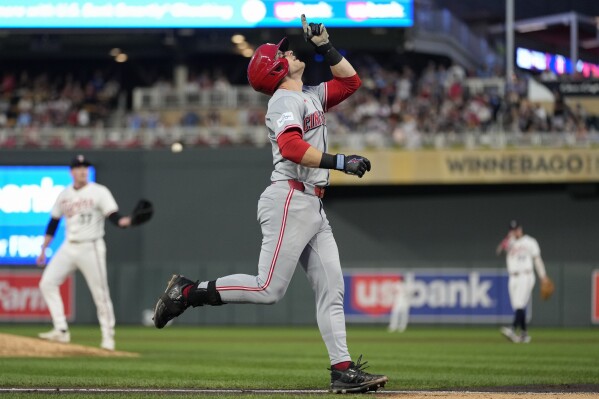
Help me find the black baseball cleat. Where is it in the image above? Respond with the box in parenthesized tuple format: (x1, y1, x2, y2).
(153, 274, 196, 329)
(329, 355, 388, 394)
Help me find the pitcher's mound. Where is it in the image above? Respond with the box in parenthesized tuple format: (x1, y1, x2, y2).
(0, 333, 138, 357)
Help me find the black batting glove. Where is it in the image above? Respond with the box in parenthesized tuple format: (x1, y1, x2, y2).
(320, 153, 371, 178)
(341, 154, 371, 178)
(301, 14, 330, 51)
(300, 14, 343, 66)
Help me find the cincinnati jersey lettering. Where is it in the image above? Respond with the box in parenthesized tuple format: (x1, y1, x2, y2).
(303, 110, 325, 132)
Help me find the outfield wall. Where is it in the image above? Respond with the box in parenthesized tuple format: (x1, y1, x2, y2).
(1, 149, 598, 327)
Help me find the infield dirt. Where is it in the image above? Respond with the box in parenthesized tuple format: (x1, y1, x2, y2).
(0, 333, 138, 357)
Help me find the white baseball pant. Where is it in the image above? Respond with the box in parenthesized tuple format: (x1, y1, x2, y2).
(508, 271, 535, 310)
(39, 239, 115, 342)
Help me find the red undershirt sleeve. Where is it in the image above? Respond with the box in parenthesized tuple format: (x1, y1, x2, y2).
(324, 74, 361, 111)
(277, 127, 311, 164)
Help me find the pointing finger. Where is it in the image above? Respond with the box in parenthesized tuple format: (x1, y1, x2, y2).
(301, 14, 309, 34)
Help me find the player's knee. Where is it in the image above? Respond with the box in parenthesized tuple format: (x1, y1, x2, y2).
(261, 286, 287, 304)
(38, 278, 55, 293)
(261, 296, 278, 305)
(328, 285, 344, 304)
(261, 293, 281, 305)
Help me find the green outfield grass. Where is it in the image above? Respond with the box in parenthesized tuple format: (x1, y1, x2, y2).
(0, 325, 598, 395)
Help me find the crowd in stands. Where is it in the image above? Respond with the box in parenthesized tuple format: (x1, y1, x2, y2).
(1, 58, 598, 149)
(0, 70, 120, 128)
(324, 58, 598, 149)
(0, 69, 122, 147)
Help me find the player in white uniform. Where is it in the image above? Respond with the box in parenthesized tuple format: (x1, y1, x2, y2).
(388, 272, 414, 333)
(152, 16, 388, 393)
(496, 220, 548, 343)
(36, 155, 132, 351)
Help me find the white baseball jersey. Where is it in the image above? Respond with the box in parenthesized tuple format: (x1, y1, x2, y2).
(51, 182, 118, 242)
(266, 85, 329, 187)
(506, 235, 540, 274)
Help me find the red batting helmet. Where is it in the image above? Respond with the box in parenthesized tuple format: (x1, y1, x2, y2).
(247, 38, 289, 95)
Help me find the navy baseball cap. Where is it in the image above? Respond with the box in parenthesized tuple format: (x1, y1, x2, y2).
(508, 220, 520, 230)
(70, 154, 92, 168)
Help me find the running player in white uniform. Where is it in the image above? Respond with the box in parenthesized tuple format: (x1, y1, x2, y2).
(496, 220, 549, 343)
(152, 16, 388, 394)
(36, 155, 132, 351)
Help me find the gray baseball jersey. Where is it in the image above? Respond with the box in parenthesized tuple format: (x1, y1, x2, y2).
(197, 83, 351, 365)
(266, 85, 329, 187)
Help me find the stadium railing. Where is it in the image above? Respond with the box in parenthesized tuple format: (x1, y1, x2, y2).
(132, 85, 269, 111)
(409, 7, 494, 71)
(0, 125, 270, 149)
(1, 126, 597, 150)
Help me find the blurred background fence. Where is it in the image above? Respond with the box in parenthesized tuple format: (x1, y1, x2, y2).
(2, 149, 598, 327)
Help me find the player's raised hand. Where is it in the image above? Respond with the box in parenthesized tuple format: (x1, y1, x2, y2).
(301, 14, 329, 48)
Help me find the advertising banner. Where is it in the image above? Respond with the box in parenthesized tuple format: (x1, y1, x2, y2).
(0, 271, 74, 321)
(344, 269, 517, 323)
(0, 165, 95, 266)
(516, 47, 599, 79)
(0, 0, 414, 28)
(542, 81, 599, 97)
(330, 148, 599, 185)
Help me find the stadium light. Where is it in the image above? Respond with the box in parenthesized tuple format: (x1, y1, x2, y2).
(115, 53, 128, 63)
(231, 34, 245, 44)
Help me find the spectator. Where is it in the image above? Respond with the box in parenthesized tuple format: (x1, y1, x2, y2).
(181, 109, 201, 127)
(77, 107, 90, 127)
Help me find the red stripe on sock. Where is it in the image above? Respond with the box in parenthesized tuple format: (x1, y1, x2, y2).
(332, 361, 351, 371)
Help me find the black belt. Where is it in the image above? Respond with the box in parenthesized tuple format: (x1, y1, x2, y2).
(286, 180, 325, 199)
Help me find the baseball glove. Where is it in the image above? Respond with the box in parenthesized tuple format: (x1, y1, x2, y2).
(131, 199, 153, 226)
(540, 277, 555, 301)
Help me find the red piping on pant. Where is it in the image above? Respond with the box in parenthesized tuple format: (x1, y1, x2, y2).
(217, 188, 294, 292)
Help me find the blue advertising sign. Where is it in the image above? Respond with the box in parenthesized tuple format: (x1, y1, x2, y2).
(0, 166, 95, 266)
(516, 47, 599, 78)
(344, 269, 523, 324)
(0, 0, 413, 28)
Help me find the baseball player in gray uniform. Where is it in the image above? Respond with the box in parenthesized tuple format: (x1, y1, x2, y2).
(36, 155, 132, 351)
(496, 220, 548, 343)
(152, 16, 388, 393)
